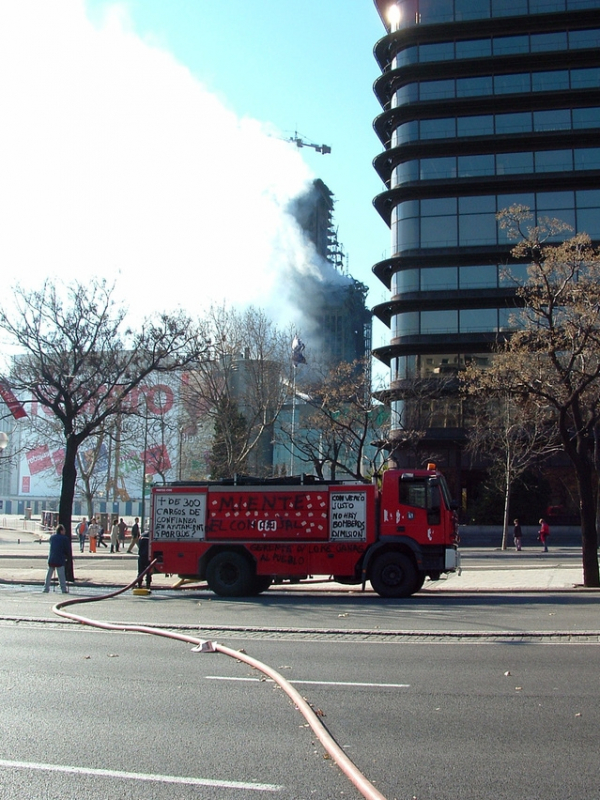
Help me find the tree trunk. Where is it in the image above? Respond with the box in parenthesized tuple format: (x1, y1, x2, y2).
(576, 462, 600, 587)
(59, 435, 79, 582)
(501, 478, 511, 551)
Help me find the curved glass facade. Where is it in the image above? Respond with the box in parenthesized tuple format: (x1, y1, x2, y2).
(371, 1, 600, 456)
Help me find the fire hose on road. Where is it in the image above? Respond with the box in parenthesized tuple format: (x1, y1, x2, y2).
(52, 561, 388, 800)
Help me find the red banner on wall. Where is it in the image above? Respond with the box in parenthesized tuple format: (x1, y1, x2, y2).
(26, 445, 53, 475)
(0, 381, 27, 420)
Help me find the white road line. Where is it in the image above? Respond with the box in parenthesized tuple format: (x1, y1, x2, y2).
(206, 676, 410, 688)
(0, 759, 282, 792)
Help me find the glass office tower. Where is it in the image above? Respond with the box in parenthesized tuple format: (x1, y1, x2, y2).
(370, 0, 600, 493)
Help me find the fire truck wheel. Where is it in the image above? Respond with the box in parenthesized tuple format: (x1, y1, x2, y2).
(370, 552, 418, 598)
(206, 551, 254, 597)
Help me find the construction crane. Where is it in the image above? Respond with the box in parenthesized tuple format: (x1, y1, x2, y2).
(287, 131, 331, 155)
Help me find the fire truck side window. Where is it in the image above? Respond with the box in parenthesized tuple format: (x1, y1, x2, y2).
(399, 480, 427, 509)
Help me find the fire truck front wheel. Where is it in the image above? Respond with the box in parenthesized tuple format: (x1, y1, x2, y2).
(370, 552, 419, 598)
(206, 551, 254, 597)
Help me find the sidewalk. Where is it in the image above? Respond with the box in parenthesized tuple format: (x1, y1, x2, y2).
(0, 525, 591, 593)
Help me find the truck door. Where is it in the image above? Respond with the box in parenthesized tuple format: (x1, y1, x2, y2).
(382, 475, 442, 543)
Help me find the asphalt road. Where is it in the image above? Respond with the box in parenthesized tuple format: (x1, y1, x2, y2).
(1, 618, 598, 800)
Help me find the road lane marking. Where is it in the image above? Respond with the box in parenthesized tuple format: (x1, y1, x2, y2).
(206, 676, 410, 688)
(0, 759, 282, 792)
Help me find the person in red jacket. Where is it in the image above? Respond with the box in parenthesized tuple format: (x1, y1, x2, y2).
(538, 518, 550, 552)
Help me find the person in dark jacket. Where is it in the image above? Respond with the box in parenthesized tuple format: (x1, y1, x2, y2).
(43, 524, 70, 593)
(136, 530, 152, 589)
(513, 518, 523, 551)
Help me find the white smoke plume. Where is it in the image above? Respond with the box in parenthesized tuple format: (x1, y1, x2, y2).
(0, 0, 341, 332)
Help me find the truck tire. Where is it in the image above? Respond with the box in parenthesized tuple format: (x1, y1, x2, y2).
(206, 551, 254, 597)
(370, 552, 419, 598)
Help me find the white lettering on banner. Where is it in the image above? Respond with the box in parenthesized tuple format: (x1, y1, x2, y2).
(153, 493, 207, 540)
(329, 491, 367, 541)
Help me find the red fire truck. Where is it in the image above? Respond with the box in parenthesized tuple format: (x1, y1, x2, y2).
(150, 465, 460, 598)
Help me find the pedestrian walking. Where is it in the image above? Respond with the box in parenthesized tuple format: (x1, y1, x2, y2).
(87, 517, 100, 553)
(136, 530, 152, 590)
(110, 518, 120, 553)
(538, 518, 550, 552)
(43, 524, 70, 593)
(117, 517, 128, 550)
(76, 517, 88, 553)
(513, 518, 523, 551)
(127, 517, 140, 553)
(97, 524, 108, 548)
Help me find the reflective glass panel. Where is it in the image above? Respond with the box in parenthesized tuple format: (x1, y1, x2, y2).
(459, 309, 497, 332)
(393, 312, 419, 337)
(577, 208, 600, 238)
(395, 121, 419, 144)
(457, 76, 493, 97)
(418, 0, 454, 24)
(531, 32, 567, 51)
(457, 115, 494, 136)
(421, 310, 458, 334)
(459, 265, 498, 288)
(496, 152, 534, 175)
(572, 107, 600, 128)
(536, 191, 574, 210)
(534, 109, 571, 131)
(420, 80, 454, 101)
(456, 39, 492, 59)
(493, 35, 529, 55)
(420, 157, 456, 180)
(576, 189, 600, 207)
(532, 71, 569, 91)
(455, 0, 491, 20)
(421, 197, 457, 216)
(421, 216, 458, 247)
(495, 112, 532, 134)
(574, 148, 600, 170)
(491, 0, 528, 15)
(458, 154, 495, 177)
(421, 118, 456, 139)
(396, 218, 419, 250)
(459, 213, 498, 245)
(569, 29, 600, 49)
(421, 267, 458, 290)
(494, 73, 531, 94)
(535, 150, 573, 172)
(459, 195, 496, 213)
(392, 269, 419, 294)
(570, 68, 600, 89)
(420, 42, 454, 62)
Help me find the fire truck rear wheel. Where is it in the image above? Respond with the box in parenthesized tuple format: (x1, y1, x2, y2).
(370, 552, 419, 598)
(206, 551, 254, 597)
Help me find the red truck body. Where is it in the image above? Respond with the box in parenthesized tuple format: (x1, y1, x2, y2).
(150, 466, 460, 598)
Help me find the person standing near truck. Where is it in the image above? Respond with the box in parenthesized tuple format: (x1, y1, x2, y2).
(127, 517, 140, 553)
(76, 517, 88, 553)
(513, 518, 523, 551)
(118, 517, 128, 551)
(43, 524, 70, 593)
(136, 529, 152, 590)
(538, 518, 550, 552)
(87, 517, 100, 553)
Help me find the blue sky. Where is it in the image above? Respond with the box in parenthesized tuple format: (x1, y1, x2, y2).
(0, 1, 389, 368)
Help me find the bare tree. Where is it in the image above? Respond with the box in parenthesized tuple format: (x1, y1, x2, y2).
(0, 278, 206, 579)
(279, 359, 386, 481)
(473, 207, 600, 585)
(183, 305, 292, 478)
(462, 384, 561, 549)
